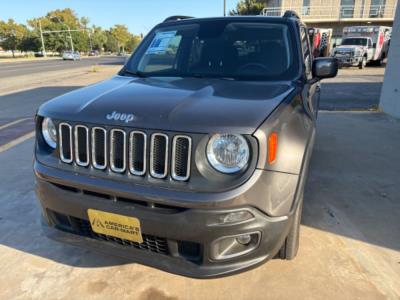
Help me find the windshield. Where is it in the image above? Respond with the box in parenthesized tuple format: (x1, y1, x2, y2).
(341, 38, 368, 46)
(125, 20, 299, 80)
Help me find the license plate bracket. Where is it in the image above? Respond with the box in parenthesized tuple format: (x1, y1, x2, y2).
(87, 209, 143, 243)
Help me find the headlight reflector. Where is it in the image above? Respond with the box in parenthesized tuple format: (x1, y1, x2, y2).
(42, 117, 57, 149)
(206, 134, 249, 173)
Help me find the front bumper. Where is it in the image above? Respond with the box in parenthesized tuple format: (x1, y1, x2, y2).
(335, 55, 363, 66)
(35, 161, 296, 278)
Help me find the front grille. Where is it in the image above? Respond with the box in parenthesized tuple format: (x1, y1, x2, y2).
(59, 123, 73, 163)
(48, 210, 203, 262)
(172, 135, 192, 181)
(74, 125, 89, 166)
(91, 127, 107, 169)
(150, 133, 168, 178)
(129, 131, 147, 175)
(76, 218, 169, 255)
(58, 123, 192, 181)
(110, 129, 126, 173)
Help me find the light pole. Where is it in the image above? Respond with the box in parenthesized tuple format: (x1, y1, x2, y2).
(51, 15, 74, 52)
(224, 0, 227, 16)
(38, 20, 47, 57)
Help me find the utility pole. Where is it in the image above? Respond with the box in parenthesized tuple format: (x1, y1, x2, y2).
(88, 28, 93, 51)
(224, 0, 227, 16)
(39, 20, 47, 57)
(51, 16, 74, 52)
(67, 27, 74, 52)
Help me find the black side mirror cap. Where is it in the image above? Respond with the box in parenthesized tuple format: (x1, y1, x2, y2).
(312, 58, 338, 81)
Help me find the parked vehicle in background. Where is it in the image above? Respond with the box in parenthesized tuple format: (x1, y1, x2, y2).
(35, 11, 338, 278)
(89, 50, 100, 56)
(62, 51, 81, 61)
(332, 26, 391, 69)
(308, 28, 332, 58)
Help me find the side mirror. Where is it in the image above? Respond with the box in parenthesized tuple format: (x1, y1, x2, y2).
(373, 43, 377, 48)
(311, 58, 338, 82)
(333, 43, 337, 48)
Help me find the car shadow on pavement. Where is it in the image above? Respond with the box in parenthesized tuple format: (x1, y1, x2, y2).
(320, 82, 382, 111)
(0, 86, 130, 268)
(0, 143, 130, 268)
(0, 86, 399, 269)
(302, 112, 400, 253)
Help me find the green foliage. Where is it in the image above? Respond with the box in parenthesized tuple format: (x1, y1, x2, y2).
(229, 0, 265, 15)
(104, 30, 118, 52)
(125, 35, 142, 53)
(0, 19, 27, 56)
(110, 24, 131, 53)
(1, 8, 141, 55)
(91, 26, 107, 51)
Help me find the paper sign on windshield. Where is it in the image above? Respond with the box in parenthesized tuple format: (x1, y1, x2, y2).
(146, 31, 177, 54)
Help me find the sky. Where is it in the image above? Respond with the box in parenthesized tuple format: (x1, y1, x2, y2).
(0, 0, 239, 34)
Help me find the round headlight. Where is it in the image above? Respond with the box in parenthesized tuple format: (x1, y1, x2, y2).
(42, 117, 57, 149)
(206, 134, 249, 174)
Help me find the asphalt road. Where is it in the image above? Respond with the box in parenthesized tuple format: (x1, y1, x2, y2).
(319, 66, 385, 110)
(0, 56, 125, 79)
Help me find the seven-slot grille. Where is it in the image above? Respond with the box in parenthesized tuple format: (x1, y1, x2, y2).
(59, 123, 192, 181)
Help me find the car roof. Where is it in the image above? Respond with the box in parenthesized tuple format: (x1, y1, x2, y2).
(157, 15, 302, 27)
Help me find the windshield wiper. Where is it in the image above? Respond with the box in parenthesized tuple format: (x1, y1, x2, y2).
(122, 69, 148, 78)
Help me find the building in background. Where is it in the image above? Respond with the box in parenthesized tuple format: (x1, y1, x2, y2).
(261, 0, 397, 43)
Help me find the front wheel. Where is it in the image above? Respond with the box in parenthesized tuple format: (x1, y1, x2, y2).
(359, 57, 367, 69)
(278, 196, 303, 260)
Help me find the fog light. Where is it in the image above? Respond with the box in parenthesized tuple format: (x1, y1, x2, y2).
(220, 210, 254, 225)
(236, 234, 252, 245)
(210, 232, 261, 260)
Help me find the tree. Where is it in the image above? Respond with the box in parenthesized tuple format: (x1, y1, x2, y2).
(104, 30, 118, 52)
(229, 0, 265, 15)
(19, 30, 40, 52)
(28, 9, 91, 53)
(125, 35, 142, 53)
(0, 19, 26, 57)
(110, 25, 131, 53)
(91, 26, 107, 51)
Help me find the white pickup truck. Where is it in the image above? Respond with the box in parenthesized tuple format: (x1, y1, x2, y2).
(332, 26, 391, 69)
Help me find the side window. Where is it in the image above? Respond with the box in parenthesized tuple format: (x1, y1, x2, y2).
(368, 39, 372, 48)
(301, 27, 312, 78)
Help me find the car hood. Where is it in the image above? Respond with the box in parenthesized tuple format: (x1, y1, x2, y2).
(38, 75, 295, 134)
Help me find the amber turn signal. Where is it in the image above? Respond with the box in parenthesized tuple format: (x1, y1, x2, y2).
(268, 132, 278, 164)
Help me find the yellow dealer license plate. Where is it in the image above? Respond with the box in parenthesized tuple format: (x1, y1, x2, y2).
(87, 209, 143, 243)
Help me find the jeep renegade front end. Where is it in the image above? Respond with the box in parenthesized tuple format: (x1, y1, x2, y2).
(34, 12, 338, 278)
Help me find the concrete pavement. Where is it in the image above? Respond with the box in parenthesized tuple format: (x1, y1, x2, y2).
(0, 66, 398, 299)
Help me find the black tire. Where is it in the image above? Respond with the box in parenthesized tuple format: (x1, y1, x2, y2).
(359, 56, 367, 69)
(278, 197, 303, 260)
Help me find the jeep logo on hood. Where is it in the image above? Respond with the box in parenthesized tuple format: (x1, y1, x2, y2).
(106, 111, 135, 123)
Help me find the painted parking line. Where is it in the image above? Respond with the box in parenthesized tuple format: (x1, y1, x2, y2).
(0, 118, 30, 131)
(0, 131, 35, 154)
(0, 118, 36, 153)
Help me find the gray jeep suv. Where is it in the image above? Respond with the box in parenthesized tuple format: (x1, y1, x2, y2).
(34, 11, 338, 278)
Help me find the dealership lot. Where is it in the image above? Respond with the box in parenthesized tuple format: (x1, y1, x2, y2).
(0, 63, 399, 299)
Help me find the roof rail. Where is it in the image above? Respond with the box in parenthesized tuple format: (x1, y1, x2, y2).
(163, 16, 193, 23)
(283, 10, 300, 19)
